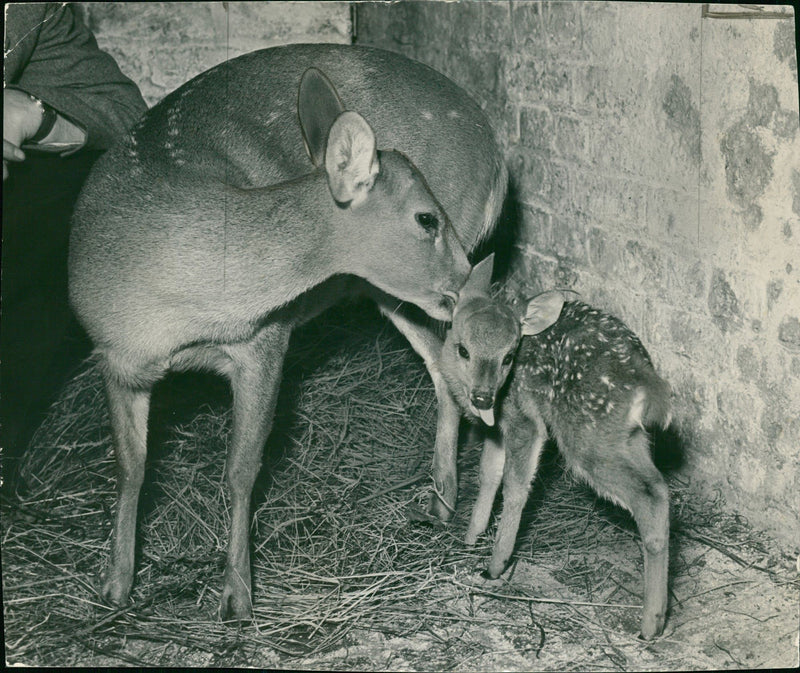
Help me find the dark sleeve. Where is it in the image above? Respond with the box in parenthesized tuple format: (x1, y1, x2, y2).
(11, 3, 148, 151)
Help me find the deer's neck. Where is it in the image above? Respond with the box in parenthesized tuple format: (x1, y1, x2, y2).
(218, 171, 350, 310)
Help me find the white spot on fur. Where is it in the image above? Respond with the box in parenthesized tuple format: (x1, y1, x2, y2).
(421, 110, 433, 120)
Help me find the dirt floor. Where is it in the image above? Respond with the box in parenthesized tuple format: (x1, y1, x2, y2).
(3, 304, 798, 670)
(293, 541, 799, 671)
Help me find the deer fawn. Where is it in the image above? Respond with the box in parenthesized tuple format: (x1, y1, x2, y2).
(440, 255, 672, 639)
(69, 44, 508, 621)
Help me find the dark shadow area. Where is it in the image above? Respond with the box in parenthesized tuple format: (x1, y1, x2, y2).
(1, 151, 100, 489)
(650, 423, 687, 473)
(135, 370, 233, 535)
(472, 175, 522, 286)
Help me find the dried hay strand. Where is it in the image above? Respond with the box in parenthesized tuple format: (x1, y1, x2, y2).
(2, 300, 792, 668)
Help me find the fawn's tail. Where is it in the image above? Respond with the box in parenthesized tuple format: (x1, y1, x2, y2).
(628, 374, 672, 430)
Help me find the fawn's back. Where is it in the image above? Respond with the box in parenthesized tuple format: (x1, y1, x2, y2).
(440, 257, 670, 436)
(511, 301, 672, 436)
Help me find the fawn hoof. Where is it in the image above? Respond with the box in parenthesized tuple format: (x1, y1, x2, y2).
(639, 612, 666, 640)
(464, 532, 478, 547)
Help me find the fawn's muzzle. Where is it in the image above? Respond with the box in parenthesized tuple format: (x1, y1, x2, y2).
(470, 390, 494, 410)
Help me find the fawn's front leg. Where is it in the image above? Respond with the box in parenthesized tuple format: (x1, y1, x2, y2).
(100, 376, 152, 606)
(219, 325, 291, 621)
(487, 412, 547, 578)
(465, 433, 505, 545)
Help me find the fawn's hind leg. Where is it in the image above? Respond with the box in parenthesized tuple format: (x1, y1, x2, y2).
(573, 429, 670, 639)
(486, 413, 547, 578)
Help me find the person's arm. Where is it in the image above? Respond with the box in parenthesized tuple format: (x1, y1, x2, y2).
(3, 86, 89, 179)
(6, 3, 147, 153)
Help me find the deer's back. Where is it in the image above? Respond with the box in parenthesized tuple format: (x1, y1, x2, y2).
(74, 44, 505, 248)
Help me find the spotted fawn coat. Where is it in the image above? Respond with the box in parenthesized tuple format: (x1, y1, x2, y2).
(440, 255, 672, 639)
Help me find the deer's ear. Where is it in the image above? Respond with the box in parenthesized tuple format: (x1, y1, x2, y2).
(460, 254, 494, 300)
(521, 290, 564, 336)
(298, 67, 345, 168)
(324, 111, 379, 208)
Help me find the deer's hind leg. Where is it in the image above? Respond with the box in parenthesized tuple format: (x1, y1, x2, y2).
(569, 428, 670, 639)
(100, 374, 152, 607)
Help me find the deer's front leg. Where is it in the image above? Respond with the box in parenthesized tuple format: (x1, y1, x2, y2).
(376, 298, 460, 521)
(429, 376, 461, 521)
(219, 325, 291, 621)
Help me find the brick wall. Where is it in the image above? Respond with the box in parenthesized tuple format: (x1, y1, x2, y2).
(355, 1, 800, 544)
(78, 2, 351, 106)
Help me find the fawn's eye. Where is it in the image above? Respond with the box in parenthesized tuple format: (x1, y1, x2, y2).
(502, 352, 514, 366)
(457, 344, 470, 360)
(415, 212, 439, 233)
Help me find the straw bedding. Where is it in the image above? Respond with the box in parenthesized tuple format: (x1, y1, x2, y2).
(2, 300, 790, 667)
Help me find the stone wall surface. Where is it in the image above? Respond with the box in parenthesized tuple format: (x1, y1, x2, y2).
(355, 1, 800, 544)
(78, 2, 351, 105)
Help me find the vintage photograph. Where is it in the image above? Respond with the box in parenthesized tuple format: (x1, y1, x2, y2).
(2, 1, 798, 669)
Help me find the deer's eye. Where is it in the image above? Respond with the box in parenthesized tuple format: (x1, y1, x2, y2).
(415, 212, 439, 233)
(502, 352, 514, 366)
(457, 344, 470, 360)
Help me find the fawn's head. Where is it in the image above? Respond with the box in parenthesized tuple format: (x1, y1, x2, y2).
(441, 254, 566, 425)
(299, 68, 470, 321)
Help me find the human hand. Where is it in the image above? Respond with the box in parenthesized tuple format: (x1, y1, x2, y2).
(3, 140, 26, 180)
(4, 88, 43, 180)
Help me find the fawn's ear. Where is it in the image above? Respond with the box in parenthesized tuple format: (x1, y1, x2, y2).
(324, 111, 379, 207)
(298, 67, 345, 168)
(521, 290, 565, 335)
(460, 254, 494, 301)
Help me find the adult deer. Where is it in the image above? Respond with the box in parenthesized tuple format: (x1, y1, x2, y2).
(69, 44, 506, 620)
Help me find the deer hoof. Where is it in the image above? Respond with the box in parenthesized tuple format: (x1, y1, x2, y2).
(218, 584, 253, 623)
(639, 612, 666, 640)
(99, 571, 132, 607)
(426, 492, 455, 523)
